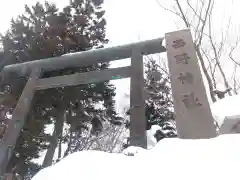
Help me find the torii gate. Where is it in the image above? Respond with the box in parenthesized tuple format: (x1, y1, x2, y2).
(0, 29, 217, 177)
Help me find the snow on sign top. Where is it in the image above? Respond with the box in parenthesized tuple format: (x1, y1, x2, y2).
(32, 134, 240, 180)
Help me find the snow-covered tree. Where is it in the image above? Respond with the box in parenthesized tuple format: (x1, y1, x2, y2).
(144, 58, 177, 141)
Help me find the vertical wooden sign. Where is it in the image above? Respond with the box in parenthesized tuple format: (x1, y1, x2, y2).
(165, 29, 217, 139)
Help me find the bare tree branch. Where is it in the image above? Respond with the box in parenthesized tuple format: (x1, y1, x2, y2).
(201, 48, 217, 88)
(154, 0, 184, 21)
(196, 0, 212, 47)
(195, 46, 217, 102)
(207, 6, 232, 95)
(229, 40, 240, 66)
(231, 64, 238, 94)
(175, 0, 190, 27)
(156, 0, 240, 99)
(192, 0, 204, 41)
(186, 0, 204, 25)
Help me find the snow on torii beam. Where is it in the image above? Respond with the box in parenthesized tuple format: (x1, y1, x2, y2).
(1, 37, 165, 76)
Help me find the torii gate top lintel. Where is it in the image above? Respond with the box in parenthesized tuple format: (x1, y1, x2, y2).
(2, 37, 165, 77)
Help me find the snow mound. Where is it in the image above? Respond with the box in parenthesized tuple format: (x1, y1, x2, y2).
(211, 94, 240, 126)
(211, 94, 240, 134)
(146, 125, 161, 149)
(32, 134, 240, 180)
(122, 146, 147, 156)
(31, 95, 240, 180)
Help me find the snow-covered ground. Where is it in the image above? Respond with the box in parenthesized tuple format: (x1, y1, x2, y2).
(32, 134, 240, 180)
(32, 94, 240, 180)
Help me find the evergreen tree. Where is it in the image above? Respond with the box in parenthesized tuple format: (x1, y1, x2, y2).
(124, 58, 176, 148)
(144, 59, 176, 141)
(0, 0, 120, 178)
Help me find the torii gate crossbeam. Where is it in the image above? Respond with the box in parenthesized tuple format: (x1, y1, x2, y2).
(0, 37, 165, 176)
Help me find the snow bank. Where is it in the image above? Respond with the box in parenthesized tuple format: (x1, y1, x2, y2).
(211, 94, 240, 125)
(32, 134, 240, 180)
(211, 94, 240, 134)
(31, 94, 240, 180)
(146, 125, 161, 149)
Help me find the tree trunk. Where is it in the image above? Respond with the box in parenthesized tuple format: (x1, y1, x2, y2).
(195, 46, 217, 102)
(63, 124, 73, 158)
(57, 112, 66, 162)
(42, 105, 65, 168)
